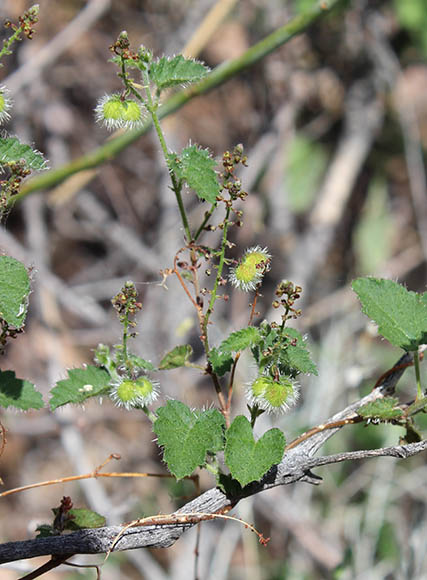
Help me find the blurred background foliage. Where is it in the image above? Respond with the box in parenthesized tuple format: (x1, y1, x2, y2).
(0, 0, 426, 578)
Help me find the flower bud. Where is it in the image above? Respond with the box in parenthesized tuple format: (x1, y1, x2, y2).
(95, 94, 145, 131)
(229, 246, 271, 292)
(111, 376, 159, 410)
(246, 375, 298, 414)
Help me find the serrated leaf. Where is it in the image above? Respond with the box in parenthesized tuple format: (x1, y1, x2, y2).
(358, 397, 403, 420)
(279, 328, 318, 375)
(0, 256, 30, 328)
(0, 136, 47, 170)
(49, 366, 111, 410)
(224, 415, 285, 487)
(159, 344, 193, 370)
(218, 327, 261, 354)
(0, 370, 44, 410)
(168, 145, 220, 204)
(149, 55, 209, 91)
(65, 508, 106, 530)
(154, 401, 225, 479)
(208, 347, 234, 376)
(352, 278, 427, 351)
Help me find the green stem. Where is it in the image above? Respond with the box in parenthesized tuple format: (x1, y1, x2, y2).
(0, 26, 23, 63)
(142, 405, 157, 423)
(204, 459, 219, 477)
(202, 206, 231, 350)
(122, 315, 129, 362)
(194, 203, 216, 241)
(141, 70, 192, 241)
(413, 350, 423, 400)
(12, 0, 343, 203)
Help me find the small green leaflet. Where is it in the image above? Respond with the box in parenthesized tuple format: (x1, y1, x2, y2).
(149, 55, 209, 91)
(224, 415, 286, 487)
(168, 146, 220, 204)
(62, 508, 106, 530)
(218, 327, 261, 354)
(37, 508, 106, 536)
(358, 397, 403, 421)
(49, 366, 111, 410)
(154, 401, 225, 479)
(0, 256, 30, 328)
(125, 354, 155, 372)
(208, 347, 233, 376)
(0, 136, 47, 170)
(278, 328, 318, 375)
(352, 278, 427, 351)
(159, 344, 193, 370)
(0, 370, 44, 410)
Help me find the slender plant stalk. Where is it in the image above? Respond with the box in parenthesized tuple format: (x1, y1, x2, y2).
(141, 69, 192, 241)
(11, 0, 343, 204)
(413, 350, 423, 399)
(202, 206, 231, 351)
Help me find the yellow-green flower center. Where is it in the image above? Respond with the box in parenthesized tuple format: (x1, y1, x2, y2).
(251, 376, 272, 397)
(116, 377, 153, 403)
(103, 99, 141, 122)
(244, 252, 268, 267)
(264, 379, 294, 408)
(121, 100, 142, 122)
(235, 262, 257, 283)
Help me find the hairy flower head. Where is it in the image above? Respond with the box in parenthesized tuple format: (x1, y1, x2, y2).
(0, 86, 13, 125)
(110, 376, 159, 410)
(229, 246, 271, 292)
(95, 94, 145, 130)
(246, 375, 298, 415)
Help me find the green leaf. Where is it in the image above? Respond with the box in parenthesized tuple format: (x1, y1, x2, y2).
(49, 366, 111, 410)
(358, 397, 403, 421)
(149, 55, 209, 91)
(159, 344, 193, 370)
(278, 328, 318, 375)
(0, 370, 44, 410)
(127, 354, 155, 372)
(352, 278, 427, 351)
(168, 146, 220, 204)
(224, 415, 285, 487)
(65, 508, 106, 530)
(0, 256, 30, 328)
(208, 347, 234, 376)
(218, 327, 261, 354)
(0, 136, 48, 170)
(154, 401, 225, 479)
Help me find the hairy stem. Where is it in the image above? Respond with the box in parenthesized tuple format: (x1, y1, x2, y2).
(141, 70, 192, 241)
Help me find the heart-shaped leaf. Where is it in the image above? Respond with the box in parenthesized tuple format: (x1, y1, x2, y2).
(154, 401, 225, 479)
(224, 415, 285, 487)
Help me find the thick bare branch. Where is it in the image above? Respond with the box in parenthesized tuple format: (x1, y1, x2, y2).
(1, 353, 425, 566)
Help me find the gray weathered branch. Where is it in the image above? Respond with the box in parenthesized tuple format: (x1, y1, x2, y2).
(1, 353, 425, 565)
